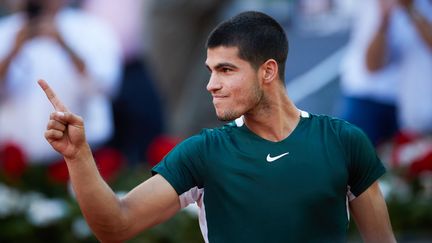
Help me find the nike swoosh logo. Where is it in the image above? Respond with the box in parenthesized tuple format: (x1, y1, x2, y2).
(266, 152, 289, 162)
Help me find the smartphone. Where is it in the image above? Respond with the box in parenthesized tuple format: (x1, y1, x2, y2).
(25, 0, 43, 20)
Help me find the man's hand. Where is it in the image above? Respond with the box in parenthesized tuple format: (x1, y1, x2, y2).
(398, 0, 413, 10)
(379, 0, 397, 22)
(0, 25, 32, 82)
(26, 16, 60, 39)
(30, 19, 86, 74)
(38, 79, 89, 160)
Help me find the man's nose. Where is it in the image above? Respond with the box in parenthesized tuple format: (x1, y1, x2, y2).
(206, 74, 222, 92)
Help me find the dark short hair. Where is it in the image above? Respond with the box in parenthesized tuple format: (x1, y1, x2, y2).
(206, 11, 289, 82)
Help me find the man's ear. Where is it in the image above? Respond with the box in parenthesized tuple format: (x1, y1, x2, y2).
(261, 59, 278, 84)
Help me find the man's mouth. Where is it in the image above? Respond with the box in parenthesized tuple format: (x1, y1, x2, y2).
(212, 94, 228, 99)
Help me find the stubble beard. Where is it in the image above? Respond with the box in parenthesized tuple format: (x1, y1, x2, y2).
(216, 110, 240, 122)
(215, 82, 264, 122)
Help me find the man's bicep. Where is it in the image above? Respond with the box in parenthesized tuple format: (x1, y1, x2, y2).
(349, 181, 396, 243)
(120, 174, 181, 237)
(342, 123, 386, 196)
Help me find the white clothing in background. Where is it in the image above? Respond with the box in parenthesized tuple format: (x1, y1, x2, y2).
(0, 8, 122, 163)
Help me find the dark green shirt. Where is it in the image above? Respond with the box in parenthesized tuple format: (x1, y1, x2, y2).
(152, 112, 386, 242)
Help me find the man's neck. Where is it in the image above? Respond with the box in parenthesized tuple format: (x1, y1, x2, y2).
(243, 92, 300, 142)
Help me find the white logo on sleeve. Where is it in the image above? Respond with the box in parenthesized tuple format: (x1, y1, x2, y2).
(266, 152, 289, 162)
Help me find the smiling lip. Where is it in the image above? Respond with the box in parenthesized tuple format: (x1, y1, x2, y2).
(212, 95, 228, 99)
(212, 96, 227, 105)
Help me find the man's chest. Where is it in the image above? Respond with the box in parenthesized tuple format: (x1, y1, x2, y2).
(203, 138, 349, 206)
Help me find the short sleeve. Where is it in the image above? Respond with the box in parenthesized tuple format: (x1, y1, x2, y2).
(151, 134, 206, 195)
(340, 123, 386, 197)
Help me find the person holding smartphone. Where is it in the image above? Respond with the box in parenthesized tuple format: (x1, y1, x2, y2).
(0, 0, 121, 163)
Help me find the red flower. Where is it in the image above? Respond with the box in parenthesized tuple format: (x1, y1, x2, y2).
(146, 135, 180, 167)
(409, 150, 432, 177)
(394, 131, 418, 146)
(48, 158, 70, 184)
(0, 142, 27, 178)
(391, 131, 419, 167)
(47, 148, 125, 184)
(94, 147, 124, 182)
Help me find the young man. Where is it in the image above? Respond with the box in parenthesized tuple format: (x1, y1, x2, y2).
(40, 11, 396, 243)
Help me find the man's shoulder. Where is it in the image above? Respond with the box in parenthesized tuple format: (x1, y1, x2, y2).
(0, 13, 23, 31)
(307, 113, 364, 138)
(308, 113, 352, 127)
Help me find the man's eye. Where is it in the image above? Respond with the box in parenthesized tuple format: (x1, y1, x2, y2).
(222, 68, 231, 73)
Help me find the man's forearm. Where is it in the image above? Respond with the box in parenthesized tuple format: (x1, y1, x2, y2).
(409, 9, 432, 50)
(56, 35, 86, 75)
(0, 47, 20, 83)
(66, 145, 129, 242)
(0, 56, 12, 84)
(366, 18, 390, 72)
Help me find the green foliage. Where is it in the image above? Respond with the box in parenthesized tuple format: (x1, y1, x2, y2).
(2, 161, 432, 242)
(0, 164, 203, 243)
(387, 197, 432, 233)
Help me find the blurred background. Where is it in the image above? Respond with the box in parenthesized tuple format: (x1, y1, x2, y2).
(0, 0, 431, 242)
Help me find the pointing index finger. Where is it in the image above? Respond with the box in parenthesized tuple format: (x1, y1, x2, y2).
(38, 79, 69, 112)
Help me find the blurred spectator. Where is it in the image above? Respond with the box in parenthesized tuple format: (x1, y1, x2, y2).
(82, 0, 146, 64)
(295, 0, 353, 35)
(0, 0, 122, 164)
(340, 0, 432, 141)
(338, 0, 401, 145)
(145, 0, 231, 137)
(83, 0, 164, 164)
(388, 0, 432, 134)
(372, 0, 432, 178)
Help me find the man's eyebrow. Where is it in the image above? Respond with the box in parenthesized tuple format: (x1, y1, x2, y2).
(214, 62, 238, 70)
(205, 62, 238, 72)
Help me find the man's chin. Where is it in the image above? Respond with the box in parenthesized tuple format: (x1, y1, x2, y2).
(216, 111, 241, 122)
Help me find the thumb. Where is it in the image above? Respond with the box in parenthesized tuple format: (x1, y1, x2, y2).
(52, 111, 84, 127)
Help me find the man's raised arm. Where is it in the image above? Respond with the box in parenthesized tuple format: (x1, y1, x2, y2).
(38, 79, 180, 242)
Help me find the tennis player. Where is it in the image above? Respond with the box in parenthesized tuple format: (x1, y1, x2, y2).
(40, 11, 395, 243)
